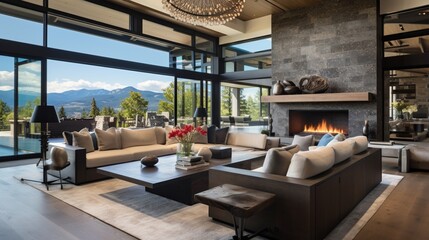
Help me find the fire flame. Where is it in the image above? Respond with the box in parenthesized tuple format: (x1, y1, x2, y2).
(303, 119, 345, 134)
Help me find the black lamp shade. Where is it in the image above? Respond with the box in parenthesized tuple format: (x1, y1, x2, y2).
(193, 107, 208, 118)
(30, 105, 60, 123)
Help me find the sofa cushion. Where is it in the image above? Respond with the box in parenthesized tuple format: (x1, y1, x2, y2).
(120, 128, 158, 148)
(154, 127, 166, 144)
(283, 144, 300, 154)
(126, 144, 177, 160)
(165, 125, 178, 145)
(286, 147, 335, 179)
(72, 128, 94, 153)
(207, 125, 217, 143)
(317, 133, 334, 146)
(226, 132, 267, 150)
(265, 137, 281, 150)
(346, 136, 368, 154)
(62, 131, 73, 145)
(193, 125, 208, 144)
(215, 127, 229, 144)
(258, 145, 300, 175)
(86, 149, 134, 168)
(291, 135, 314, 151)
(95, 127, 121, 151)
(329, 140, 354, 164)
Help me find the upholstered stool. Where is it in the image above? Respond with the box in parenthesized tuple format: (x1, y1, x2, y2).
(404, 145, 429, 171)
(44, 147, 71, 190)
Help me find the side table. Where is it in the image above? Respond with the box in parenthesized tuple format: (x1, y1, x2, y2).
(195, 184, 275, 240)
(368, 142, 408, 172)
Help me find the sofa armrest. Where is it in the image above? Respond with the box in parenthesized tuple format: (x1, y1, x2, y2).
(48, 142, 87, 184)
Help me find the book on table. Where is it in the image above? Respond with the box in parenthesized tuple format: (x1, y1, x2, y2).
(177, 156, 203, 162)
(176, 159, 206, 166)
(175, 162, 209, 170)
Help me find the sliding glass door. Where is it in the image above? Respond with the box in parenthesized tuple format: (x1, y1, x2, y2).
(0, 55, 41, 161)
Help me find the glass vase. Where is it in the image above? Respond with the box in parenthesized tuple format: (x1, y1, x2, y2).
(177, 142, 194, 157)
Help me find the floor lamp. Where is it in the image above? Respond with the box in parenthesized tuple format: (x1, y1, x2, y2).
(21, 105, 60, 190)
(194, 107, 207, 126)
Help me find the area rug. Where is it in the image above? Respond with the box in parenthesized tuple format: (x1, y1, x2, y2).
(20, 172, 403, 240)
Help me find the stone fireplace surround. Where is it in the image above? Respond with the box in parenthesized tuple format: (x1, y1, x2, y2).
(270, 0, 379, 140)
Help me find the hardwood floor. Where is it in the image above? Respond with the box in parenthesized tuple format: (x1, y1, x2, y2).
(0, 164, 136, 240)
(1, 157, 429, 239)
(355, 158, 429, 240)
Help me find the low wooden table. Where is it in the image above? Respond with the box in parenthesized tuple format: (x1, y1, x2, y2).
(97, 153, 265, 205)
(195, 184, 275, 240)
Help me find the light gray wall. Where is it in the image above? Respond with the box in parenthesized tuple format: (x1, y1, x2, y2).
(270, 0, 379, 138)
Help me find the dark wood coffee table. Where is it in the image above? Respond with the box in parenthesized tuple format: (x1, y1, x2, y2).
(97, 153, 265, 205)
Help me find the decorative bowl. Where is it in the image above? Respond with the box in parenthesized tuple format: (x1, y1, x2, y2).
(140, 156, 159, 167)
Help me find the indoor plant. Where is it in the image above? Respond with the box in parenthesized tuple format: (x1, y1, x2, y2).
(168, 124, 207, 156)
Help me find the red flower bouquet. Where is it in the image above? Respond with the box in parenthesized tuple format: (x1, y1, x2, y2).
(168, 124, 207, 156)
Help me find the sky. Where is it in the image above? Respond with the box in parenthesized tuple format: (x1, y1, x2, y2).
(0, 9, 269, 98)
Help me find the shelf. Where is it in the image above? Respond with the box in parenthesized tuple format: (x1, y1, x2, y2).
(261, 92, 373, 103)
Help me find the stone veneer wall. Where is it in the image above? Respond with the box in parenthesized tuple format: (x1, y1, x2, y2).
(271, 0, 379, 138)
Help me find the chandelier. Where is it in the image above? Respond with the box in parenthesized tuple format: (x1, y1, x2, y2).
(162, 0, 245, 26)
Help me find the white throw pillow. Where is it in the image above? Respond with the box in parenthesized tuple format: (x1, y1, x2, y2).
(120, 128, 157, 148)
(346, 136, 368, 154)
(286, 147, 335, 179)
(329, 140, 354, 164)
(291, 135, 314, 151)
(72, 128, 94, 153)
(258, 145, 300, 175)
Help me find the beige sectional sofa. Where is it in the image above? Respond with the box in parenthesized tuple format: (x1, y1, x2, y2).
(49, 127, 278, 185)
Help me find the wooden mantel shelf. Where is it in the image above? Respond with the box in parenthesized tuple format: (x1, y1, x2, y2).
(261, 92, 373, 103)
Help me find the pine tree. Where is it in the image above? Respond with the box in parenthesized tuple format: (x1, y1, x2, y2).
(158, 82, 175, 118)
(221, 86, 232, 116)
(89, 98, 100, 118)
(100, 106, 116, 116)
(239, 88, 248, 115)
(58, 106, 66, 119)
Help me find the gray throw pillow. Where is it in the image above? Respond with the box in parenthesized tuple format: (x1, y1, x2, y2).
(259, 145, 299, 175)
(62, 131, 73, 145)
(215, 127, 229, 144)
(291, 135, 314, 151)
(207, 125, 217, 143)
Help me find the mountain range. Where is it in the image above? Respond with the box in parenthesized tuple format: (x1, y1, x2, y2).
(0, 86, 166, 116)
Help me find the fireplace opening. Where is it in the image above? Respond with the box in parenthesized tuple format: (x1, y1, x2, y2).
(289, 110, 349, 137)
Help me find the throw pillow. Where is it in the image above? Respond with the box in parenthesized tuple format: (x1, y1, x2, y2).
(317, 133, 334, 146)
(193, 125, 208, 144)
(72, 128, 94, 153)
(95, 127, 121, 151)
(207, 125, 217, 143)
(329, 140, 354, 164)
(333, 133, 346, 141)
(62, 131, 73, 145)
(165, 125, 178, 145)
(259, 147, 294, 175)
(120, 128, 157, 148)
(291, 135, 314, 151)
(282, 144, 300, 154)
(215, 127, 229, 144)
(90, 132, 98, 150)
(286, 146, 335, 179)
(346, 136, 368, 154)
(154, 127, 166, 144)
